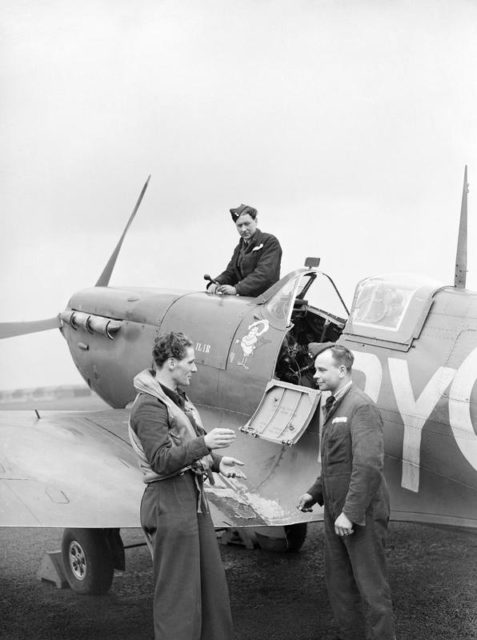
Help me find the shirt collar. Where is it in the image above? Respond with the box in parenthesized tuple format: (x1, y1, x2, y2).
(333, 380, 353, 403)
(241, 229, 258, 246)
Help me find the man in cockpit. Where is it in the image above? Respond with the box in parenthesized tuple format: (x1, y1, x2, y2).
(207, 204, 282, 297)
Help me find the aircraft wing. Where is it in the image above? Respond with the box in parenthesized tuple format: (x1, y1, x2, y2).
(0, 408, 316, 529)
(0, 409, 143, 527)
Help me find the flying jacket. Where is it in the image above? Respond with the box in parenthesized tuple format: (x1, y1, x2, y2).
(213, 228, 282, 297)
(307, 385, 390, 526)
(128, 369, 221, 484)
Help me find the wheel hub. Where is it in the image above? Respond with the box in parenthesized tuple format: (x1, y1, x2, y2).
(68, 541, 87, 581)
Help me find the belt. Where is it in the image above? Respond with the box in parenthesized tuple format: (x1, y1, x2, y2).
(146, 466, 210, 514)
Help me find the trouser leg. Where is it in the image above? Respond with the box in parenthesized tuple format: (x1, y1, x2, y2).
(197, 511, 234, 640)
(346, 516, 395, 640)
(324, 509, 365, 640)
(141, 477, 202, 640)
(143, 528, 154, 558)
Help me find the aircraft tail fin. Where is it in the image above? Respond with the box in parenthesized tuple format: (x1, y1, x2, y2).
(95, 175, 151, 287)
(454, 166, 469, 289)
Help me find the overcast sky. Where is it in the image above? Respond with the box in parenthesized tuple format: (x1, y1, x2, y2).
(2, 0, 477, 390)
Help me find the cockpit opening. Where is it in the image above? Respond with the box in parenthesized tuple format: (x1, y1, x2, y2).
(270, 270, 347, 387)
(274, 305, 345, 387)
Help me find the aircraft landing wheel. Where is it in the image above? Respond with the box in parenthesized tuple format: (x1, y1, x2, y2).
(252, 523, 308, 552)
(284, 523, 308, 552)
(61, 528, 114, 595)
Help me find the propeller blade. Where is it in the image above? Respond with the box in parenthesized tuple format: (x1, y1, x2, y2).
(0, 316, 61, 340)
(95, 175, 151, 287)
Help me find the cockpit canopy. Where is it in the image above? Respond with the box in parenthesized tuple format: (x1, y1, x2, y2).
(344, 273, 443, 350)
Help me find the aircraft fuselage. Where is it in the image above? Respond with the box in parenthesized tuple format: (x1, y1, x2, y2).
(60, 272, 477, 529)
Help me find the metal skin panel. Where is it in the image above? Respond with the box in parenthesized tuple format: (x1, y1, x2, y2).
(240, 381, 320, 445)
(62, 321, 158, 408)
(67, 286, 187, 324)
(198, 404, 322, 528)
(0, 410, 142, 527)
(154, 292, 272, 412)
(158, 292, 254, 370)
(218, 307, 287, 417)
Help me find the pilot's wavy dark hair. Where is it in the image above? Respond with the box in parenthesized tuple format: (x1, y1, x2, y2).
(329, 345, 354, 372)
(152, 332, 193, 369)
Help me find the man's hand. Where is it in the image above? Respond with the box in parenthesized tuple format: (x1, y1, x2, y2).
(217, 284, 237, 295)
(207, 283, 218, 294)
(297, 492, 315, 512)
(334, 512, 354, 537)
(219, 457, 246, 479)
(204, 428, 236, 450)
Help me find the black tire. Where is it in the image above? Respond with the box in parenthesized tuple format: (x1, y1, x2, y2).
(284, 522, 308, 552)
(61, 528, 114, 595)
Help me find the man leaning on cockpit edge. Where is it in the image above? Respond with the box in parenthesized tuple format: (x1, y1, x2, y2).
(207, 204, 282, 297)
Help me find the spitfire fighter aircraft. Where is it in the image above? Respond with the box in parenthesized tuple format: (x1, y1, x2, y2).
(1, 170, 476, 595)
